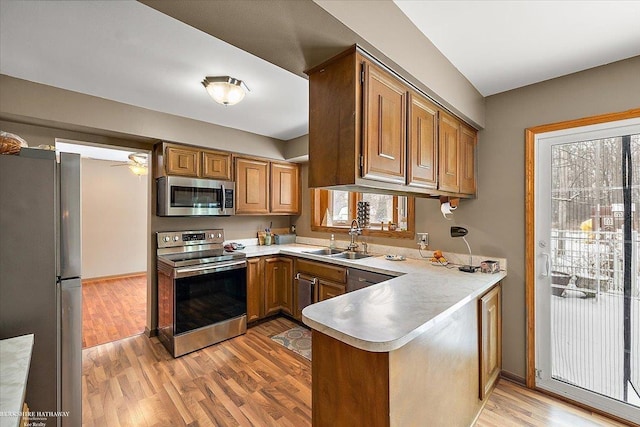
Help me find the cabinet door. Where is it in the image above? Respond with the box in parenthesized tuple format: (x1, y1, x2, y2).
(459, 124, 477, 195)
(479, 284, 502, 400)
(438, 111, 460, 193)
(246, 257, 264, 323)
(264, 257, 293, 317)
(407, 93, 438, 189)
(362, 61, 407, 184)
(270, 162, 300, 214)
(235, 157, 269, 214)
(166, 146, 199, 177)
(317, 279, 346, 302)
(202, 150, 232, 180)
(278, 258, 294, 316)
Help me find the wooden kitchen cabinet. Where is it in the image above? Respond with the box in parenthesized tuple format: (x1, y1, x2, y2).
(459, 123, 477, 195)
(479, 283, 502, 400)
(306, 45, 478, 198)
(235, 157, 300, 215)
(438, 110, 461, 193)
(246, 257, 265, 323)
(154, 142, 232, 180)
(362, 61, 406, 184)
(202, 150, 232, 180)
(317, 279, 346, 302)
(407, 92, 438, 189)
(165, 146, 200, 177)
(270, 162, 300, 214)
(235, 157, 270, 215)
(264, 257, 293, 317)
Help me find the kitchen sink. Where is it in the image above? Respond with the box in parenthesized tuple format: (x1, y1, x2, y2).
(331, 251, 373, 260)
(302, 248, 345, 256)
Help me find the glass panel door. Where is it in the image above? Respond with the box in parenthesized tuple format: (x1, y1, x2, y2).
(535, 118, 640, 424)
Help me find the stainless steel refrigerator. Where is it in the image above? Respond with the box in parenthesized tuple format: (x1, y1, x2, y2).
(0, 149, 82, 427)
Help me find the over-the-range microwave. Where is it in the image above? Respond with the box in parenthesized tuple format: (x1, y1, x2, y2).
(157, 176, 235, 216)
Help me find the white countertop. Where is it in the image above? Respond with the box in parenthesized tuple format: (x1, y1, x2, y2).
(236, 243, 506, 353)
(0, 334, 34, 427)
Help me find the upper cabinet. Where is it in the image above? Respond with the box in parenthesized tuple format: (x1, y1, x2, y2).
(165, 146, 200, 177)
(305, 45, 477, 198)
(362, 61, 407, 184)
(235, 157, 270, 215)
(154, 142, 300, 216)
(459, 123, 477, 195)
(270, 162, 300, 214)
(154, 142, 232, 181)
(235, 156, 300, 215)
(202, 150, 232, 180)
(438, 111, 461, 193)
(407, 92, 438, 190)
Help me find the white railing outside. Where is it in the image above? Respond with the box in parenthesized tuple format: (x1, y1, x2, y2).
(549, 228, 640, 405)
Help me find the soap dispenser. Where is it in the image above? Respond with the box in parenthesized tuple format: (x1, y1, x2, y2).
(329, 234, 336, 249)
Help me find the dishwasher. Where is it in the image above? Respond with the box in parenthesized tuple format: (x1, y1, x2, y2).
(346, 268, 394, 292)
(295, 273, 317, 312)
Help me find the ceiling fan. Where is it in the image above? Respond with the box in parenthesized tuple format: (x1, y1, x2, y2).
(111, 152, 149, 176)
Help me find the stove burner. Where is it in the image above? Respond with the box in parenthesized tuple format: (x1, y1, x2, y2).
(158, 249, 246, 268)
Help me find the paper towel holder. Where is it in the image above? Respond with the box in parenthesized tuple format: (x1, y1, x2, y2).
(450, 226, 477, 273)
(440, 196, 459, 208)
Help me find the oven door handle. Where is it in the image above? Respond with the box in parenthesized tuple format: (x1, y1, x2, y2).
(174, 260, 247, 278)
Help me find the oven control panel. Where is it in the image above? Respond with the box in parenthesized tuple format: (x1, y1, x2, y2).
(157, 229, 224, 248)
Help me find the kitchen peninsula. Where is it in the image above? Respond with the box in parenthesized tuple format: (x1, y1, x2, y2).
(299, 253, 506, 427)
(235, 241, 505, 426)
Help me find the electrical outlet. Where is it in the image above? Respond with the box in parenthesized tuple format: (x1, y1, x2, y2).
(416, 232, 429, 246)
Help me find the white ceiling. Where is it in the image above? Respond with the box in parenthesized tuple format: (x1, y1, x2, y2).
(394, 0, 640, 96)
(0, 0, 309, 141)
(1, 1, 639, 142)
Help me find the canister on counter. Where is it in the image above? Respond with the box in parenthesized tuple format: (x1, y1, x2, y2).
(480, 260, 500, 274)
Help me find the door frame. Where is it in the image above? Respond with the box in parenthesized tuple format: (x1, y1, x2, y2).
(524, 108, 640, 420)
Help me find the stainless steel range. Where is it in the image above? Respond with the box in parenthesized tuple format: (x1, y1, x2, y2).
(156, 229, 247, 357)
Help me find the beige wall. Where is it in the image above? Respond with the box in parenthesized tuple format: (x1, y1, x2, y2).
(296, 55, 640, 379)
(0, 75, 287, 159)
(81, 158, 148, 279)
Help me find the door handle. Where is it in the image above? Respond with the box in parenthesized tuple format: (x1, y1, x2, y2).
(541, 253, 550, 277)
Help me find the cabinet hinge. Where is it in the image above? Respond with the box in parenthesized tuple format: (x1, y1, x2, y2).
(535, 368, 543, 379)
(359, 155, 364, 169)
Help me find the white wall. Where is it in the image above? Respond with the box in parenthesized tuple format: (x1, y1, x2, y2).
(81, 158, 147, 279)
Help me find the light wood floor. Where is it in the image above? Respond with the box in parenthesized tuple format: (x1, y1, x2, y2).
(82, 317, 311, 426)
(82, 274, 147, 348)
(82, 317, 631, 426)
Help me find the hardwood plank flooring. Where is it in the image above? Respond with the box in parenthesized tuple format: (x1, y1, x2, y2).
(82, 317, 630, 426)
(82, 274, 147, 348)
(476, 379, 633, 427)
(82, 317, 311, 427)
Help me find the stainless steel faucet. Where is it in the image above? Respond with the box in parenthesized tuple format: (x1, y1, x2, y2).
(347, 219, 361, 251)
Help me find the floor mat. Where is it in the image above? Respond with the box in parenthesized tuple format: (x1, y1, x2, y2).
(271, 326, 312, 361)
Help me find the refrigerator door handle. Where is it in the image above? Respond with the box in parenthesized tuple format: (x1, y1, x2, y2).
(58, 153, 82, 279)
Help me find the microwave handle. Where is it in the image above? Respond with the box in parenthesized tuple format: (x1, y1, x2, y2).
(221, 183, 226, 214)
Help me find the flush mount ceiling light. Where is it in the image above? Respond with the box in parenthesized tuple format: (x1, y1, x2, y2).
(202, 76, 250, 106)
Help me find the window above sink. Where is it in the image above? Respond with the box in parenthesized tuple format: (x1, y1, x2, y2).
(310, 189, 415, 239)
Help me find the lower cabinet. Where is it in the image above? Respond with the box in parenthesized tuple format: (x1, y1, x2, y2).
(246, 257, 265, 323)
(317, 279, 346, 302)
(479, 283, 502, 400)
(264, 256, 293, 317)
